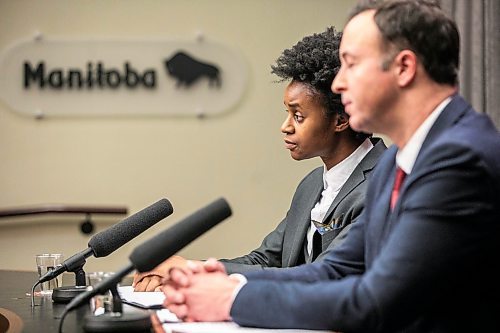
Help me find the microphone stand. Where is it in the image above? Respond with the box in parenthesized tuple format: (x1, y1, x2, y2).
(62, 264, 151, 333)
(52, 248, 93, 303)
(81, 267, 151, 333)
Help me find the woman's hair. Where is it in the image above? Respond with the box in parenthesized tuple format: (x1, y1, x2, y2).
(272, 27, 371, 140)
(271, 26, 343, 118)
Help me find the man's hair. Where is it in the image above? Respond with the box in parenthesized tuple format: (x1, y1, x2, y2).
(271, 27, 344, 118)
(349, 0, 460, 86)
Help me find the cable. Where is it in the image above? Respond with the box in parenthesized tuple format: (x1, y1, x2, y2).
(121, 299, 163, 310)
(30, 281, 40, 307)
(58, 308, 69, 333)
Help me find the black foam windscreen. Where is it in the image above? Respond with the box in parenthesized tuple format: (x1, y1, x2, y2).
(88, 198, 173, 258)
(129, 197, 231, 273)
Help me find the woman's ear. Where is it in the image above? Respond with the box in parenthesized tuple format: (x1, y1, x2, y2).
(335, 113, 350, 132)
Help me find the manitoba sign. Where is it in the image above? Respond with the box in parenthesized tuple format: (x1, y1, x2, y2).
(0, 36, 247, 117)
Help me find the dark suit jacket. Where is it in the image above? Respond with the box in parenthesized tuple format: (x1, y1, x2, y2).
(231, 95, 500, 332)
(220, 138, 386, 274)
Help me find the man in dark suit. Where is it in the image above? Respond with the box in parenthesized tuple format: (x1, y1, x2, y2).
(133, 27, 385, 291)
(162, 1, 500, 332)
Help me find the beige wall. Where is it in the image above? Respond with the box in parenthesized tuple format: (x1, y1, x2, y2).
(0, 0, 357, 273)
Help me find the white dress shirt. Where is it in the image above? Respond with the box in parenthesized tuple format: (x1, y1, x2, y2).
(230, 138, 375, 306)
(307, 138, 374, 255)
(396, 97, 451, 173)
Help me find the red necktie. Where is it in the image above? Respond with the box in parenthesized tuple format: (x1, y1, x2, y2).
(390, 167, 406, 210)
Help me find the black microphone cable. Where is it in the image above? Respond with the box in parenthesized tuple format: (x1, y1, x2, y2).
(58, 307, 70, 333)
(30, 280, 40, 307)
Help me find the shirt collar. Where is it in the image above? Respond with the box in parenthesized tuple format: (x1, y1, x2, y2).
(323, 138, 374, 191)
(396, 97, 451, 174)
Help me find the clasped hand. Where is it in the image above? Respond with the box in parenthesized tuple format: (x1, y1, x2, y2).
(132, 255, 191, 292)
(161, 258, 241, 322)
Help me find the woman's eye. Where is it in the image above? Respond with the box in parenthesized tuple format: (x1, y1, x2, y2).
(294, 114, 304, 122)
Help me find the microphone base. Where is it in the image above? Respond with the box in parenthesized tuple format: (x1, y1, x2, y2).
(52, 285, 88, 303)
(83, 312, 152, 333)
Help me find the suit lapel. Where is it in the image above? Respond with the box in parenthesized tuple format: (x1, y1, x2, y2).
(286, 172, 324, 266)
(321, 139, 386, 245)
(394, 95, 470, 213)
(414, 94, 469, 171)
(372, 149, 398, 251)
(383, 95, 471, 241)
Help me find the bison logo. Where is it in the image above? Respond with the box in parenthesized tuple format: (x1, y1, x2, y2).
(165, 51, 221, 88)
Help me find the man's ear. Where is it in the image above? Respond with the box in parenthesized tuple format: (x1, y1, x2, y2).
(394, 50, 417, 87)
(335, 113, 350, 132)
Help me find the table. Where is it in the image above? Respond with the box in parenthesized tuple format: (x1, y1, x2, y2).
(0, 270, 83, 332)
(0, 270, 334, 333)
(0, 270, 152, 333)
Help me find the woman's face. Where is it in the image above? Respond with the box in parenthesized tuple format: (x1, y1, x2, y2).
(281, 81, 340, 168)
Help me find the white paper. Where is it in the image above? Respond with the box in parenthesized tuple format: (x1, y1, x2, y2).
(161, 321, 334, 333)
(156, 308, 182, 323)
(118, 285, 166, 307)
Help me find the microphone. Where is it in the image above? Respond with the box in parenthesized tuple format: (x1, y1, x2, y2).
(65, 197, 231, 313)
(131, 197, 232, 272)
(39, 198, 173, 303)
(88, 198, 174, 258)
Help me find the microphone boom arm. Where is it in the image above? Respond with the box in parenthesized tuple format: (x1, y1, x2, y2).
(64, 247, 94, 286)
(38, 247, 94, 286)
(65, 263, 134, 312)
